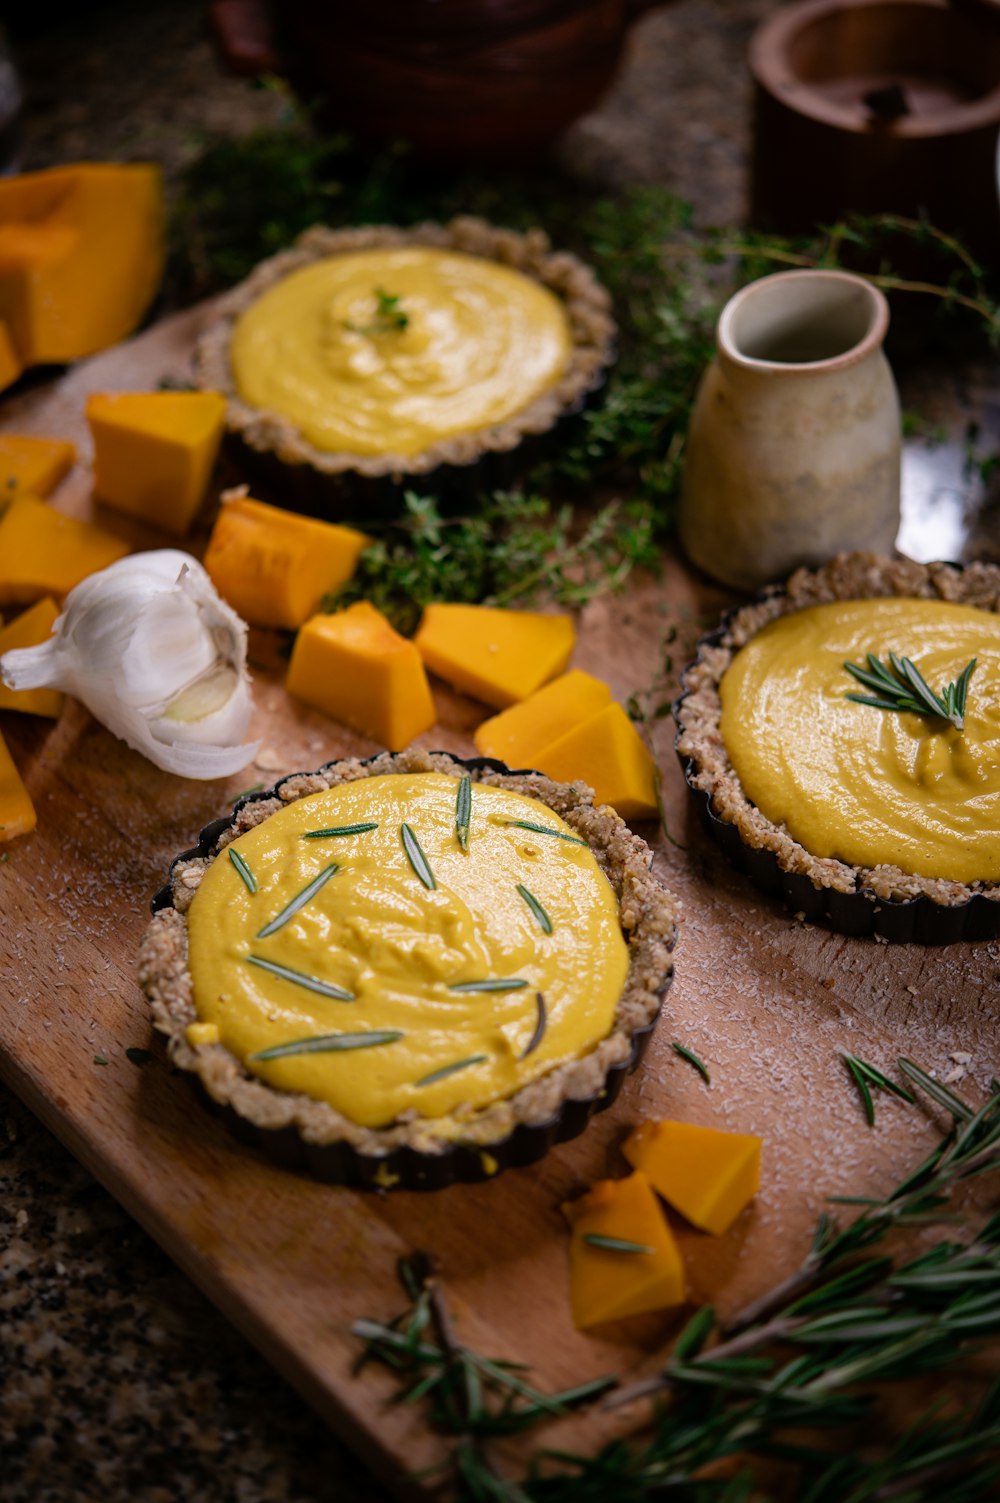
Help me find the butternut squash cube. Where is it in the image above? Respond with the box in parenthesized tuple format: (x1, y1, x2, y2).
(286, 602, 435, 751)
(0, 163, 164, 366)
(563, 1171, 685, 1330)
(87, 391, 227, 535)
(0, 434, 76, 501)
(623, 1119, 762, 1236)
(473, 668, 612, 767)
(0, 598, 63, 717)
(0, 497, 130, 608)
(0, 729, 36, 841)
(414, 603, 574, 709)
(204, 493, 370, 629)
(0, 319, 22, 393)
(531, 701, 659, 820)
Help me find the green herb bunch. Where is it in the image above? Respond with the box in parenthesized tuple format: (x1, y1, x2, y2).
(356, 1062, 1000, 1501)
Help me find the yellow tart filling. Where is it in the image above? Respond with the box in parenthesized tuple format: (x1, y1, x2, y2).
(228, 247, 572, 458)
(719, 598, 1000, 883)
(185, 773, 628, 1127)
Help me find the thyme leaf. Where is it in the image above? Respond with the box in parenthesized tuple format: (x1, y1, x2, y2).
(343, 285, 409, 335)
(255, 862, 339, 937)
(401, 823, 436, 890)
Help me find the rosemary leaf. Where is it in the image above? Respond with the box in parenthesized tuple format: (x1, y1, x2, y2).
(455, 775, 472, 852)
(844, 1055, 876, 1125)
(519, 992, 547, 1059)
(516, 883, 553, 934)
(582, 1233, 656, 1255)
(245, 953, 355, 1001)
(401, 823, 436, 890)
(256, 862, 339, 937)
(672, 1041, 711, 1083)
(500, 819, 587, 846)
(301, 822, 379, 839)
(228, 846, 258, 894)
(448, 978, 528, 993)
(250, 1029, 402, 1061)
(415, 1054, 488, 1088)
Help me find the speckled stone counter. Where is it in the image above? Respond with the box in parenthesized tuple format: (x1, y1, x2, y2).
(2, 3, 998, 1500)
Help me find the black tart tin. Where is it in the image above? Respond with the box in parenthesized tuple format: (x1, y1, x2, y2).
(149, 752, 673, 1189)
(674, 595, 1000, 947)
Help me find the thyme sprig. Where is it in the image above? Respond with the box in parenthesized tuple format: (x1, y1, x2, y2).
(343, 286, 410, 335)
(844, 653, 977, 731)
(356, 1066, 1000, 1501)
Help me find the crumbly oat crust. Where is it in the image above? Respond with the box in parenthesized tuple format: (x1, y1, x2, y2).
(675, 553, 1000, 908)
(194, 217, 617, 482)
(138, 748, 677, 1158)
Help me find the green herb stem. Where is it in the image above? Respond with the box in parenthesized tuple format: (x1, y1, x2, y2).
(301, 822, 379, 839)
(516, 884, 552, 934)
(455, 775, 472, 852)
(229, 847, 258, 893)
(500, 819, 587, 846)
(582, 1234, 655, 1255)
(416, 1054, 488, 1088)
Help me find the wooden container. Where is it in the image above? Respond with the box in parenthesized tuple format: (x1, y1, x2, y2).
(209, 0, 671, 162)
(750, 0, 1000, 257)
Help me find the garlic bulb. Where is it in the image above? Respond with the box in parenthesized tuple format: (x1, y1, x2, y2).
(0, 551, 262, 779)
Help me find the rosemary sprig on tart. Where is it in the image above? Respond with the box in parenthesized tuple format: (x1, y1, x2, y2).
(844, 651, 977, 731)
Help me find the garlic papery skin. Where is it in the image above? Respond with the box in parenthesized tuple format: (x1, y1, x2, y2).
(0, 551, 262, 779)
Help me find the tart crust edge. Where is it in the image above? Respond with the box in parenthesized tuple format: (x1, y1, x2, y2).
(137, 747, 678, 1158)
(194, 216, 617, 481)
(675, 552, 1000, 908)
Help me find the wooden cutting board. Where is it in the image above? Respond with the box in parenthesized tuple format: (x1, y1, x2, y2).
(1, 307, 996, 1497)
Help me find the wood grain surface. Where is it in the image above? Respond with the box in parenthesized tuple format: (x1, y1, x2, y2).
(1, 308, 996, 1498)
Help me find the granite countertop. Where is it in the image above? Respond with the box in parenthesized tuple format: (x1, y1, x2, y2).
(2, 3, 998, 1500)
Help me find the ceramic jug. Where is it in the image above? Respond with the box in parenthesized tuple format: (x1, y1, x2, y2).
(679, 269, 901, 591)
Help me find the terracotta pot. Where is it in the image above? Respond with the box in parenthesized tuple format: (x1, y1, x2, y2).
(679, 270, 901, 592)
(750, 0, 1000, 257)
(208, 0, 672, 162)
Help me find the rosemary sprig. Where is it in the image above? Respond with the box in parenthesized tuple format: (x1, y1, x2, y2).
(844, 652, 977, 731)
(244, 953, 355, 1001)
(455, 775, 472, 852)
(415, 1055, 488, 1088)
(255, 862, 339, 937)
(582, 1234, 655, 1255)
(355, 1068, 1000, 1501)
(401, 823, 436, 890)
(250, 1029, 402, 1061)
(516, 884, 553, 935)
(500, 819, 587, 847)
(519, 992, 547, 1060)
(301, 822, 379, 839)
(228, 847, 258, 894)
(672, 1041, 711, 1084)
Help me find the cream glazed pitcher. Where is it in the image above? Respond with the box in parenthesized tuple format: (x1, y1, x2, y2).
(679, 269, 901, 591)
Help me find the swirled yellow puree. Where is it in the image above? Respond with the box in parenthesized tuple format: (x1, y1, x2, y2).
(186, 774, 627, 1127)
(229, 249, 572, 457)
(720, 598, 1000, 882)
